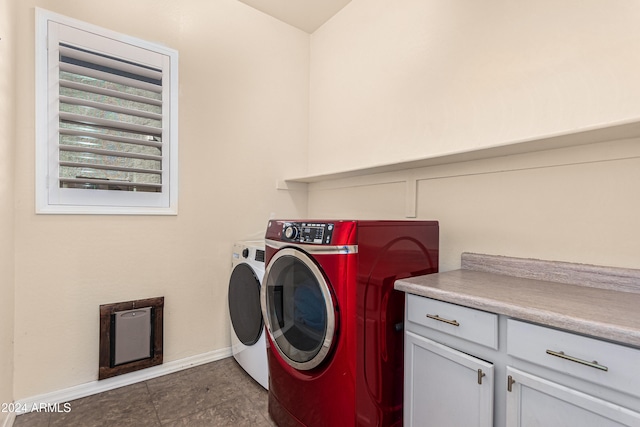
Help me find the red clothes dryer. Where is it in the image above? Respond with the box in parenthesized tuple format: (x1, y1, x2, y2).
(261, 220, 439, 427)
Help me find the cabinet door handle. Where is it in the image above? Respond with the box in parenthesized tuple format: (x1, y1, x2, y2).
(507, 375, 515, 392)
(477, 369, 485, 385)
(426, 314, 460, 327)
(545, 349, 608, 372)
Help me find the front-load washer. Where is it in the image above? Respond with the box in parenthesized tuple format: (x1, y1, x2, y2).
(228, 240, 268, 389)
(261, 220, 439, 426)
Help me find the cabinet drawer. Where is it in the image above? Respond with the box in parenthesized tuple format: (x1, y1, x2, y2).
(507, 319, 640, 397)
(406, 294, 498, 349)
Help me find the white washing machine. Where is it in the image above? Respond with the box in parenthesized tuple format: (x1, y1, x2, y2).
(228, 240, 269, 389)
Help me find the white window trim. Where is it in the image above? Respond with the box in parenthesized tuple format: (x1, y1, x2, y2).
(35, 8, 179, 215)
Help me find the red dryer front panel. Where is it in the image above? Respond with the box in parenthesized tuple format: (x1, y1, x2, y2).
(261, 220, 439, 427)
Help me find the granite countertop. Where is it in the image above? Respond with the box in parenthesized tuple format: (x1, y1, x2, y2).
(394, 253, 640, 348)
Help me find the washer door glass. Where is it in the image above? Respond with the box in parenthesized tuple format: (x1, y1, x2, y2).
(262, 248, 336, 371)
(228, 263, 263, 346)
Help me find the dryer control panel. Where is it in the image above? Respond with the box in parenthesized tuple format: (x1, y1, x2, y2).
(282, 222, 334, 244)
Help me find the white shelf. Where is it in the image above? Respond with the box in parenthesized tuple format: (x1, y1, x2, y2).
(283, 118, 640, 184)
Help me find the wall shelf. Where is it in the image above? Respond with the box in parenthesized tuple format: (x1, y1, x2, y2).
(279, 118, 640, 186)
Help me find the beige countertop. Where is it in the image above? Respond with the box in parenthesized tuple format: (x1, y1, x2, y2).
(395, 254, 640, 348)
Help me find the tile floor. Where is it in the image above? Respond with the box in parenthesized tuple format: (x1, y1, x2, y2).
(13, 357, 276, 427)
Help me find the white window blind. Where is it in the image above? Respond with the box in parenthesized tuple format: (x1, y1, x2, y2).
(36, 9, 178, 214)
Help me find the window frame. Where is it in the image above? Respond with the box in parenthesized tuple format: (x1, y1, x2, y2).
(35, 8, 179, 215)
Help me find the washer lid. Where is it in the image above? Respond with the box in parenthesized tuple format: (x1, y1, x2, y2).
(261, 248, 336, 371)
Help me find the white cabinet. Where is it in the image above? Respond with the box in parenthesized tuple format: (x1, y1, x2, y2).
(506, 367, 640, 427)
(405, 331, 494, 427)
(506, 319, 640, 427)
(404, 294, 497, 427)
(404, 295, 640, 427)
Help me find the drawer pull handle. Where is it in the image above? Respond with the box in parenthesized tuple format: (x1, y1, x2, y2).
(426, 314, 460, 327)
(545, 350, 609, 372)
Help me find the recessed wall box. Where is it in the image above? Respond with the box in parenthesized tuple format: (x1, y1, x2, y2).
(99, 297, 164, 380)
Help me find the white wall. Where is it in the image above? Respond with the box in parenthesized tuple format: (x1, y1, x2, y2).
(307, 0, 640, 271)
(307, 139, 640, 272)
(0, 0, 16, 420)
(309, 0, 640, 176)
(12, 0, 308, 400)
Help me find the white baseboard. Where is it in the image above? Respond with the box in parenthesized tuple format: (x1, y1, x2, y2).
(13, 347, 232, 414)
(0, 411, 16, 427)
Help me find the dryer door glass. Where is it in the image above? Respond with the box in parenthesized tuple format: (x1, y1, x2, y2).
(228, 264, 263, 346)
(262, 248, 336, 371)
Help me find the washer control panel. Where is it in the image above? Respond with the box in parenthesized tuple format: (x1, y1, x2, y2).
(282, 222, 334, 244)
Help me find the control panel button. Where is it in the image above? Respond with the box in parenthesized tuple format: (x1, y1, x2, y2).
(284, 225, 299, 240)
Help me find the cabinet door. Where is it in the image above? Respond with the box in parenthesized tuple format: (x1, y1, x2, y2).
(404, 331, 494, 427)
(506, 367, 640, 427)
